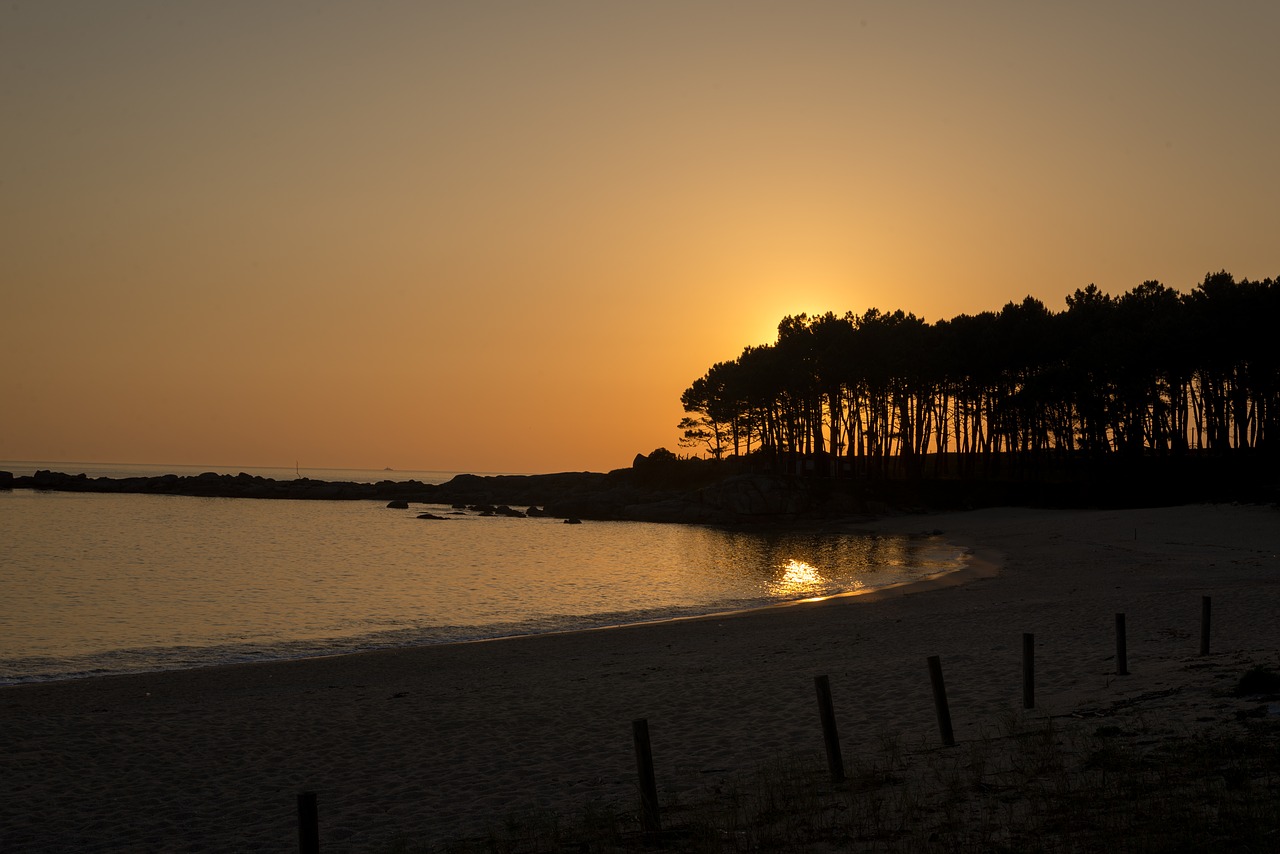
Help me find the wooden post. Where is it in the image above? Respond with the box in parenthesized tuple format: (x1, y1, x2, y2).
(1022, 633, 1035, 709)
(297, 791, 319, 854)
(927, 655, 955, 747)
(814, 675, 846, 784)
(1115, 613, 1128, 676)
(632, 718, 661, 834)
(1200, 596, 1212, 656)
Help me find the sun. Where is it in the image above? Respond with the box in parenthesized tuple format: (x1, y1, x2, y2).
(749, 301, 836, 348)
(720, 269, 855, 353)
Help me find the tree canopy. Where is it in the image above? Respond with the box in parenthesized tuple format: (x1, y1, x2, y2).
(678, 272, 1279, 476)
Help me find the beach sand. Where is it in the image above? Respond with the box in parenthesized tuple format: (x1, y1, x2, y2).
(3, 503, 1279, 852)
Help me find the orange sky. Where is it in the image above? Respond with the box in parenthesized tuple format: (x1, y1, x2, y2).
(3, 1, 1277, 474)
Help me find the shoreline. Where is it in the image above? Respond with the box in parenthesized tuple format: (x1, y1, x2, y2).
(3, 503, 1278, 851)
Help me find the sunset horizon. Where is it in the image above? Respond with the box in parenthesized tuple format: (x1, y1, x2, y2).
(4, 1, 1277, 475)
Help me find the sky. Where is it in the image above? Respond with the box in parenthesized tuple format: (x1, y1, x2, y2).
(2, 1, 1277, 474)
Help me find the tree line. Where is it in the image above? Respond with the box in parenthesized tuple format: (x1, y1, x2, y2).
(678, 272, 1279, 477)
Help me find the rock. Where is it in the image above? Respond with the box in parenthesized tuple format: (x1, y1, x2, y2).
(386, 500, 410, 509)
(564, 518, 582, 524)
(416, 512, 448, 520)
(622, 499, 733, 524)
(696, 474, 810, 518)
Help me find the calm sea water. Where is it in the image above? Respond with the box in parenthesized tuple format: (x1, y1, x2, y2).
(0, 462, 966, 684)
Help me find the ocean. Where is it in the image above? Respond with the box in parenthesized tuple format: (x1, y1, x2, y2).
(0, 461, 966, 684)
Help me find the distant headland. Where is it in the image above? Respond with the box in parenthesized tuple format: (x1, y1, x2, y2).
(3, 446, 1276, 525)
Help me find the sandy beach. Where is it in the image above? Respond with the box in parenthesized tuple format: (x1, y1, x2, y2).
(3, 503, 1279, 852)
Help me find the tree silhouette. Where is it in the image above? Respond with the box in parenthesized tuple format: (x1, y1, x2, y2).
(678, 272, 1279, 478)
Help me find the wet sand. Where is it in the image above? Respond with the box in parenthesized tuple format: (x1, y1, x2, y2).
(2, 503, 1278, 852)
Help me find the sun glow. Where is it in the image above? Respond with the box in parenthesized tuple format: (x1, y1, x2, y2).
(744, 284, 858, 350)
(6, 3, 1274, 475)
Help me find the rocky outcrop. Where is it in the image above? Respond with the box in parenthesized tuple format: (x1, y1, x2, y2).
(620, 498, 734, 525)
(11, 469, 440, 502)
(426, 472, 615, 507)
(696, 474, 812, 518)
(7, 467, 839, 525)
(610, 475, 814, 523)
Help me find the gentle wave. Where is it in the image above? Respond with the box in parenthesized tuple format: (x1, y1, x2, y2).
(1, 583, 966, 685)
(0, 598, 805, 683)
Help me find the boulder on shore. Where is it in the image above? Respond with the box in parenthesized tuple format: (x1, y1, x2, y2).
(696, 474, 811, 518)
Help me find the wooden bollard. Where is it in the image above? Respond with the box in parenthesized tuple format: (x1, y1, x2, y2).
(297, 791, 319, 854)
(927, 655, 955, 747)
(1115, 613, 1128, 676)
(1200, 596, 1212, 656)
(1022, 633, 1035, 709)
(814, 675, 846, 785)
(632, 718, 661, 833)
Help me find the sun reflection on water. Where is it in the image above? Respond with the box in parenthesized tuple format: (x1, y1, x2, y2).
(771, 557, 870, 601)
(771, 558, 822, 599)
(782, 558, 820, 587)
